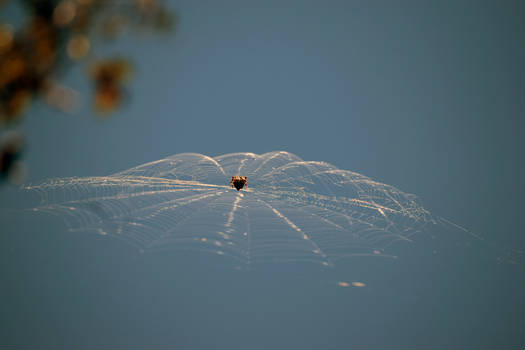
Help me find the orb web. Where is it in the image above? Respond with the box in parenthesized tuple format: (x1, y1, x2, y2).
(24, 151, 454, 266)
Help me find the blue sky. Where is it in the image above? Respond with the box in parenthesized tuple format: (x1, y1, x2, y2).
(1, 1, 524, 349)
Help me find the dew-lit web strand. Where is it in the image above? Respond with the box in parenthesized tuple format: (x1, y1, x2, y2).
(251, 151, 297, 176)
(214, 152, 257, 175)
(194, 154, 227, 176)
(41, 176, 419, 258)
(185, 193, 278, 264)
(220, 192, 335, 265)
(34, 204, 154, 250)
(311, 169, 424, 220)
(31, 182, 229, 248)
(278, 186, 397, 219)
(145, 193, 235, 247)
(26, 177, 226, 207)
(264, 200, 412, 253)
(29, 177, 346, 263)
(145, 218, 250, 265)
(253, 193, 399, 261)
(435, 217, 521, 264)
(110, 190, 228, 244)
(319, 172, 421, 238)
(25, 151, 483, 265)
(254, 196, 333, 265)
(131, 189, 238, 246)
(145, 194, 253, 264)
(257, 163, 422, 228)
(118, 153, 227, 177)
(112, 188, 226, 226)
(251, 152, 280, 175)
(32, 205, 149, 251)
(34, 185, 214, 217)
(243, 206, 252, 265)
(302, 161, 340, 199)
(131, 191, 220, 221)
(225, 194, 243, 229)
(81, 194, 228, 249)
(100, 190, 226, 244)
(253, 193, 400, 254)
(233, 153, 258, 176)
(253, 187, 421, 242)
(28, 177, 226, 217)
(292, 203, 346, 231)
(31, 185, 221, 233)
(323, 169, 409, 242)
(221, 193, 251, 262)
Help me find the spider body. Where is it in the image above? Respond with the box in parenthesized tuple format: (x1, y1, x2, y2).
(230, 176, 247, 191)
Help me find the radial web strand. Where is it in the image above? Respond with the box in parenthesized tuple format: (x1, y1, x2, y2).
(24, 151, 508, 266)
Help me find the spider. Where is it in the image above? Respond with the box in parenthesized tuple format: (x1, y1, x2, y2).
(229, 176, 247, 191)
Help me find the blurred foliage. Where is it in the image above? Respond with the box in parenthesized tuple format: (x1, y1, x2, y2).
(0, 130, 23, 183)
(0, 0, 175, 184)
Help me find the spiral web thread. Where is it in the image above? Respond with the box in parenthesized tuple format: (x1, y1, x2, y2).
(25, 151, 444, 266)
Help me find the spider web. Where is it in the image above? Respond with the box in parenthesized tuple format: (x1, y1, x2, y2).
(24, 151, 464, 267)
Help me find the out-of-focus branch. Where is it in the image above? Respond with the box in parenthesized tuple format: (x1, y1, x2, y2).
(0, 0, 176, 184)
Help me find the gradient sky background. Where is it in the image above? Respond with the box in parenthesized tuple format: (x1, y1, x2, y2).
(1, 1, 524, 349)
